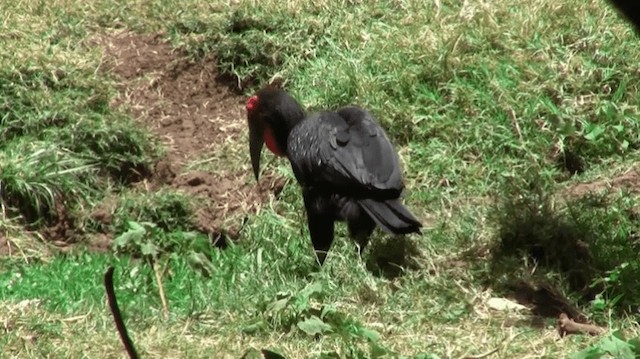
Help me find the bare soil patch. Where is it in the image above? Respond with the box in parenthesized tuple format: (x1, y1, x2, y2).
(561, 167, 640, 198)
(88, 30, 285, 244)
(101, 31, 242, 164)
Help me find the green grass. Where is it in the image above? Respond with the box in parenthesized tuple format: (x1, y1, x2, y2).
(0, 0, 160, 237)
(2, 0, 640, 358)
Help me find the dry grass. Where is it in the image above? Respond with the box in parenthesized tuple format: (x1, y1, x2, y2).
(2, 286, 638, 358)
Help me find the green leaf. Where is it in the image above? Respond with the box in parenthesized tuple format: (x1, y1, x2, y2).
(584, 124, 605, 141)
(320, 304, 337, 320)
(571, 346, 606, 359)
(621, 139, 629, 151)
(112, 232, 131, 249)
(599, 331, 635, 358)
(628, 337, 640, 354)
(297, 315, 333, 336)
(267, 297, 291, 315)
(591, 295, 606, 311)
(369, 341, 391, 358)
(571, 332, 637, 359)
(112, 221, 147, 249)
(180, 231, 199, 240)
(300, 282, 323, 298)
(128, 220, 147, 233)
(140, 241, 159, 259)
(358, 327, 381, 342)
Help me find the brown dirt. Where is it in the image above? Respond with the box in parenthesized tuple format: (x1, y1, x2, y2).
(83, 30, 285, 248)
(41, 201, 78, 245)
(561, 167, 640, 198)
(101, 31, 244, 165)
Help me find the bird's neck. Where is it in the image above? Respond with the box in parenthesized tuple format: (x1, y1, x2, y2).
(271, 106, 305, 155)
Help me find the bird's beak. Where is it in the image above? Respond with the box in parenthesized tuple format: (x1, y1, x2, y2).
(249, 119, 264, 181)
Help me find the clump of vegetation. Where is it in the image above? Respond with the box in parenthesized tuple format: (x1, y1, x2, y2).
(247, 281, 393, 357)
(112, 190, 196, 234)
(112, 221, 212, 269)
(571, 331, 640, 359)
(0, 62, 159, 230)
(110, 191, 210, 262)
(200, 7, 330, 89)
(0, 141, 96, 223)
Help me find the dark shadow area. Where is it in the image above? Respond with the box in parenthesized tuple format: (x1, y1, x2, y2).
(506, 279, 588, 322)
(608, 0, 640, 34)
(365, 235, 422, 279)
(487, 171, 640, 318)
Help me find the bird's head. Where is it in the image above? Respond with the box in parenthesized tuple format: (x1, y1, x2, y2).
(246, 87, 305, 181)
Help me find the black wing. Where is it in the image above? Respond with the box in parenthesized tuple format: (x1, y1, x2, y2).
(287, 106, 404, 198)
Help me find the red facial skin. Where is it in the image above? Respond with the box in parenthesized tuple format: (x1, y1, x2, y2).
(246, 96, 286, 156)
(246, 96, 258, 111)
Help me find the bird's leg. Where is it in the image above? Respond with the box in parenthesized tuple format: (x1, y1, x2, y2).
(354, 233, 370, 257)
(303, 189, 335, 266)
(308, 216, 334, 266)
(348, 215, 375, 259)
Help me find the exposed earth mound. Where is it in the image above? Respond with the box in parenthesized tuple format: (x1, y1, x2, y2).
(93, 30, 286, 244)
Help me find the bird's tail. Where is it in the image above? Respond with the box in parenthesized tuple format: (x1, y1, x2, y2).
(358, 198, 422, 235)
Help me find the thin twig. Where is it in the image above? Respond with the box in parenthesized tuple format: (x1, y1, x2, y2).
(151, 260, 169, 319)
(508, 108, 522, 141)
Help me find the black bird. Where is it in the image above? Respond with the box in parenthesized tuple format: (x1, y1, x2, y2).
(247, 86, 422, 265)
(608, 0, 640, 34)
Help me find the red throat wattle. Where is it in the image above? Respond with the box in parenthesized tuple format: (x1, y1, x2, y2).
(264, 126, 285, 156)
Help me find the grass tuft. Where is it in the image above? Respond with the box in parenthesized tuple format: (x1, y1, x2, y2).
(112, 190, 196, 234)
(0, 141, 96, 223)
(0, 13, 161, 234)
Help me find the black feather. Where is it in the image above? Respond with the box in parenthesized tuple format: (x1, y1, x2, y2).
(285, 106, 421, 264)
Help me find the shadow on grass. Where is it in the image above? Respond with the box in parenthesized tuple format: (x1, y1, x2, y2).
(365, 235, 423, 279)
(486, 172, 640, 318)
